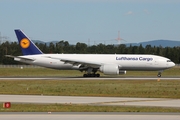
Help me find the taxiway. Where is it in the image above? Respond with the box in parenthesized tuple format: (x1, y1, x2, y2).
(0, 95, 180, 108)
(0, 112, 180, 120)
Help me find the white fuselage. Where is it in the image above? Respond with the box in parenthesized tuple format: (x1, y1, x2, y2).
(15, 54, 175, 71)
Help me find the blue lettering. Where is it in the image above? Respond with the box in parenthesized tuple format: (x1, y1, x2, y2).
(116, 56, 153, 61)
(139, 57, 153, 61)
(116, 57, 138, 61)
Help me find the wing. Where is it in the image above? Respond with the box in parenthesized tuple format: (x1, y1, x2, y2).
(44, 56, 101, 69)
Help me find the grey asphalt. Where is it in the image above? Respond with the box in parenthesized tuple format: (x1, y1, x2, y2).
(0, 95, 180, 108)
(0, 112, 180, 120)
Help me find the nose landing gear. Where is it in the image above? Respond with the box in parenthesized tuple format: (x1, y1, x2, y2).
(157, 73, 161, 77)
(157, 70, 163, 77)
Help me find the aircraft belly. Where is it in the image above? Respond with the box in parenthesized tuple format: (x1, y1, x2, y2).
(119, 61, 161, 71)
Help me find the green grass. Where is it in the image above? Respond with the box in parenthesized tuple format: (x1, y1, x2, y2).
(0, 67, 81, 77)
(0, 80, 180, 98)
(1, 103, 180, 112)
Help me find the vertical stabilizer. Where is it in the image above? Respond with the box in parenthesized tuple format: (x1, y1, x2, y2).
(15, 29, 43, 55)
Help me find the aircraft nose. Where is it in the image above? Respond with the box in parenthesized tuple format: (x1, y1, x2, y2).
(170, 62, 175, 67)
(172, 62, 175, 67)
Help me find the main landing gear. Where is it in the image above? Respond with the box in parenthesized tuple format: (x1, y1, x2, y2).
(83, 73, 100, 77)
(83, 68, 100, 77)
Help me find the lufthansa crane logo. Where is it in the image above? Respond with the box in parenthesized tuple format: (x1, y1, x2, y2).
(20, 38, 30, 48)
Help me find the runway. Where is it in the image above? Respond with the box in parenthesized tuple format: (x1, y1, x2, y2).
(0, 77, 180, 80)
(0, 112, 180, 120)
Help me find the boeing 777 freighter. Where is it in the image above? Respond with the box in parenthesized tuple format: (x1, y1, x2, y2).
(6, 29, 175, 77)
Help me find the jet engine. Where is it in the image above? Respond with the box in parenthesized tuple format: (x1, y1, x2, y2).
(99, 64, 126, 75)
(119, 70, 126, 75)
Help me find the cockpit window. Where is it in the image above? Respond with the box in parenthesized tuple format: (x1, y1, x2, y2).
(167, 60, 172, 62)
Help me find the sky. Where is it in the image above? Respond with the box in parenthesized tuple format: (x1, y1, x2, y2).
(0, 0, 180, 45)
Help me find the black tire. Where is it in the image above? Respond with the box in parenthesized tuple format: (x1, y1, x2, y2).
(96, 74, 100, 77)
(157, 74, 161, 77)
(83, 74, 87, 77)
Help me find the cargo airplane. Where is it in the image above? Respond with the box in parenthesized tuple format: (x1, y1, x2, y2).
(6, 29, 175, 77)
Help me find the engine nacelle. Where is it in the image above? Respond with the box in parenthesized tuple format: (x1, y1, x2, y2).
(119, 70, 126, 75)
(99, 64, 126, 75)
(100, 64, 119, 75)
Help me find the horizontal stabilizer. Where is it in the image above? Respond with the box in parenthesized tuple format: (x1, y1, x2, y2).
(5, 55, 35, 61)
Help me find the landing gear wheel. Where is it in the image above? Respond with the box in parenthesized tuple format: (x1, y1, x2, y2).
(83, 73, 100, 77)
(96, 74, 100, 77)
(83, 74, 87, 77)
(157, 74, 161, 77)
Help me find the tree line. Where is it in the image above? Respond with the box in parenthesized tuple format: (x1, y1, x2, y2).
(0, 40, 180, 64)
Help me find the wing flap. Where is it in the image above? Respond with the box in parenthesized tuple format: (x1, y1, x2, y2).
(61, 59, 101, 68)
